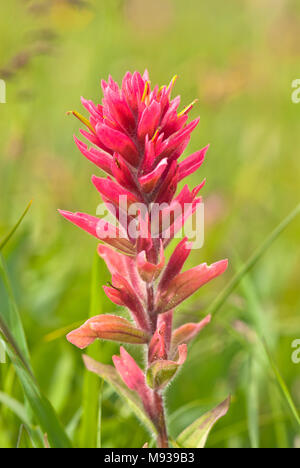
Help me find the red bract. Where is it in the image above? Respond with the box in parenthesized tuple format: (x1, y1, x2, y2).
(60, 71, 228, 448)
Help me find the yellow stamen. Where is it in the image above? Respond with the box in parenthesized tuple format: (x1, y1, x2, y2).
(178, 99, 198, 117)
(168, 74, 178, 94)
(67, 110, 96, 135)
(152, 128, 160, 143)
(141, 81, 151, 103)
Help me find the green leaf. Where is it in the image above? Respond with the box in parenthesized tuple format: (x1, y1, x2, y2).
(176, 396, 230, 448)
(83, 354, 157, 435)
(16, 425, 35, 449)
(146, 360, 178, 390)
(0, 391, 32, 427)
(1, 339, 72, 448)
(0, 391, 42, 448)
(206, 203, 300, 318)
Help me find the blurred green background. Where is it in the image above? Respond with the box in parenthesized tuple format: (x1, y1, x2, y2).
(0, 0, 299, 448)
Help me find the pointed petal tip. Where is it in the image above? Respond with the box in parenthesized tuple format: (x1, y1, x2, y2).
(66, 329, 90, 350)
(58, 209, 73, 218)
(218, 258, 229, 270)
(112, 355, 120, 366)
(91, 174, 101, 187)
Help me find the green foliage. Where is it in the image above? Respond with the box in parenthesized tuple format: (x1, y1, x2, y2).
(176, 397, 230, 448)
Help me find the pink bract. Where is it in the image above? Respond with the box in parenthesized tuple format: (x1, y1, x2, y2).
(60, 70, 228, 447)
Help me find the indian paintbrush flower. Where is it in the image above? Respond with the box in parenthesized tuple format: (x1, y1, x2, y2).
(59, 70, 228, 448)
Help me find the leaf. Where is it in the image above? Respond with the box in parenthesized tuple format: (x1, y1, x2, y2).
(176, 396, 230, 448)
(146, 360, 178, 390)
(16, 425, 34, 449)
(83, 354, 157, 435)
(1, 340, 72, 448)
(0, 391, 32, 427)
(66, 408, 82, 440)
(206, 203, 300, 318)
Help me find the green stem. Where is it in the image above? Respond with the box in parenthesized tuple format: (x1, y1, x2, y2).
(155, 392, 169, 448)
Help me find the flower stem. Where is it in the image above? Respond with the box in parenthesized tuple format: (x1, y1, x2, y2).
(154, 392, 169, 448)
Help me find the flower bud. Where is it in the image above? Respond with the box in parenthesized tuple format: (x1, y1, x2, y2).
(146, 344, 187, 390)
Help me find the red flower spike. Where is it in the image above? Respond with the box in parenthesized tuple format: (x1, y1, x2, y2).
(61, 71, 229, 448)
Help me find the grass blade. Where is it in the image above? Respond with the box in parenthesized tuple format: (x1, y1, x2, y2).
(262, 339, 300, 429)
(268, 383, 289, 448)
(0, 200, 33, 251)
(0, 254, 31, 365)
(0, 391, 32, 427)
(79, 253, 104, 448)
(206, 203, 300, 317)
(247, 357, 260, 448)
(2, 340, 72, 448)
(176, 397, 231, 448)
(0, 200, 33, 362)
